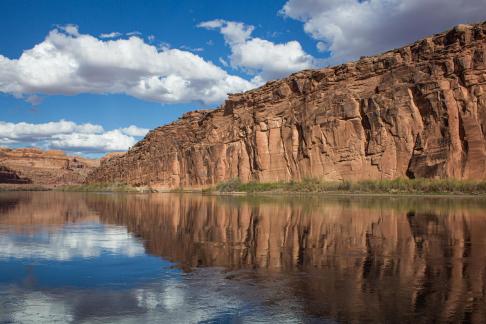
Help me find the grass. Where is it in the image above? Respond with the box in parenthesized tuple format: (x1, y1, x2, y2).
(57, 182, 140, 192)
(206, 178, 486, 195)
(0, 184, 49, 192)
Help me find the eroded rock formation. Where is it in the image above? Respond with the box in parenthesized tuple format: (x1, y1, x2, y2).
(0, 166, 31, 184)
(0, 148, 99, 187)
(87, 22, 486, 188)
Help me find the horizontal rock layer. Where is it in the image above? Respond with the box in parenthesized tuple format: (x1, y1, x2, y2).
(87, 22, 486, 188)
(0, 148, 99, 186)
(0, 165, 31, 184)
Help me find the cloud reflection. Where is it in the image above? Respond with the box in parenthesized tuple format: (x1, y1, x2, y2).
(1, 269, 303, 323)
(0, 224, 144, 261)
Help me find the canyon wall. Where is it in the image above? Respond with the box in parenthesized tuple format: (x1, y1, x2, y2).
(87, 22, 486, 188)
(0, 148, 99, 187)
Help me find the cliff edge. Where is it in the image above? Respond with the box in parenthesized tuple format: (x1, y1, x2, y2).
(87, 22, 486, 189)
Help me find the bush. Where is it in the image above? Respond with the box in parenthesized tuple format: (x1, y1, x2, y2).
(210, 178, 486, 195)
(215, 178, 243, 192)
(58, 182, 138, 192)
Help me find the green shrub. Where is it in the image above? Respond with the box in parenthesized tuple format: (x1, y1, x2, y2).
(58, 182, 138, 192)
(210, 178, 486, 195)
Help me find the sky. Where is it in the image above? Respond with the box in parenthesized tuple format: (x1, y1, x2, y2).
(0, 0, 484, 157)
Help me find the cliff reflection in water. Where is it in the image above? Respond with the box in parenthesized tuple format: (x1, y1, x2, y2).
(2, 192, 486, 322)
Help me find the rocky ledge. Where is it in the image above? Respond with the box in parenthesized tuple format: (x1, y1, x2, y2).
(87, 22, 486, 189)
(0, 148, 99, 187)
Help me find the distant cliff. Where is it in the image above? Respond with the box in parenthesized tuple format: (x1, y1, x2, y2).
(87, 22, 486, 189)
(0, 148, 99, 187)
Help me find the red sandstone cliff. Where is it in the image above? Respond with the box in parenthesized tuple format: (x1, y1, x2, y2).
(0, 147, 99, 187)
(87, 22, 486, 189)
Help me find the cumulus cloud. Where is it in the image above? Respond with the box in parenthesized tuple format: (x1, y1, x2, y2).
(0, 25, 255, 105)
(0, 120, 149, 154)
(281, 0, 486, 64)
(49, 130, 138, 153)
(198, 19, 316, 82)
(120, 125, 150, 137)
(199, 20, 255, 45)
(0, 120, 103, 140)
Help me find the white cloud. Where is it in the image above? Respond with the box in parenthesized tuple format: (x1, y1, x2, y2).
(197, 19, 226, 29)
(126, 31, 142, 36)
(50, 130, 137, 153)
(218, 57, 228, 67)
(58, 24, 80, 36)
(180, 45, 204, 52)
(281, 0, 486, 64)
(99, 31, 122, 39)
(120, 125, 150, 137)
(0, 120, 148, 154)
(0, 120, 103, 140)
(25, 94, 42, 105)
(198, 19, 316, 81)
(157, 41, 171, 51)
(231, 38, 315, 81)
(199, 20, 255, 45)
(316, 41, 327, 52)
(0, 25, 255, 105)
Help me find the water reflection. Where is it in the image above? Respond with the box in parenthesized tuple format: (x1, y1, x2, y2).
(1, 192, 486, 323)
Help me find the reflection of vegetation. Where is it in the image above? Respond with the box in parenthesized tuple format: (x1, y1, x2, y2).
(58, 182, 140, 192)
(0, 184, 48, 191)
(207, 178, 486, 195)
(215, 193, 486, 215)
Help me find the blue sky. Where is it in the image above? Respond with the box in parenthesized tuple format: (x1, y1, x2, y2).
(0, 0, 484, 156)
(0, 0, 319, 130)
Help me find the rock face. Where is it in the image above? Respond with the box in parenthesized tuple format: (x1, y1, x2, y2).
(0, 148, 99, 186)
(0, 166, 31, 184)
(88, 22, 486, 189)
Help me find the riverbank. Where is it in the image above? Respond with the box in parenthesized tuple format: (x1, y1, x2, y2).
(203, 178, 486, 196)
(0, 182, 146, 192)
(3, 178, 486, 196)
(56, 183, 143, 192)
(0, 184, 50, 191)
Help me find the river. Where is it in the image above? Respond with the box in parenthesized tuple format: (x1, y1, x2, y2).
(0, 192, 485, 323)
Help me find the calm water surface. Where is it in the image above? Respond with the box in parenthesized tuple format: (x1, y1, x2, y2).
(1, 192, 486, 323)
